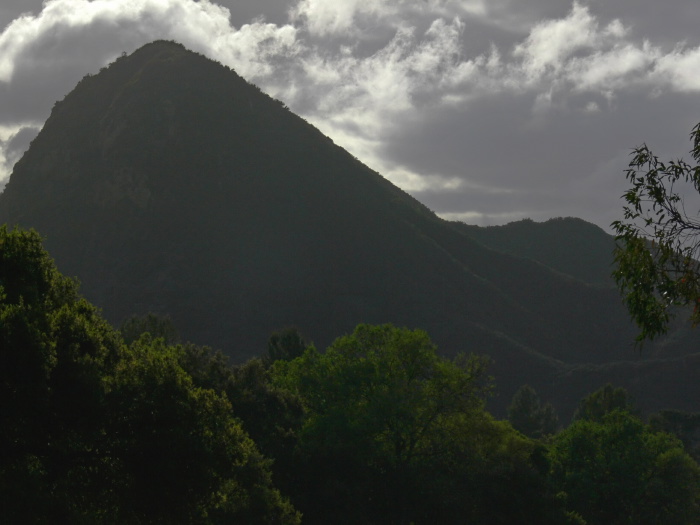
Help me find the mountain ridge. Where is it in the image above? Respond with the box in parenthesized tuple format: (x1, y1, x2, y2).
(457, 217, 616, 286)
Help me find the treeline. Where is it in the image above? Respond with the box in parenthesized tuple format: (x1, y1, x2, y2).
(2, 226, 700, 524)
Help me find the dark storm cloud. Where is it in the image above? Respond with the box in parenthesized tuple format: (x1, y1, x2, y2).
(0, 0, 699, 229)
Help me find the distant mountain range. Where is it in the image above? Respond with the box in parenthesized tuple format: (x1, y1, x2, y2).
(1, 40, 698, 416)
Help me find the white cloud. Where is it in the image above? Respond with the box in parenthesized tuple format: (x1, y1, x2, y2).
(0, 0, 301, 87)
(290, 0, 386, 37)
(289, 0, 489, 37)
(568, 43, 657, 92)
(279, 17, 475, 180)
(654, 46, 700, 92)
(0, 0, 221, 82)
(513, 2, 602, 79)
(207, 22, 300, 80)
(507, 3, 665, 98)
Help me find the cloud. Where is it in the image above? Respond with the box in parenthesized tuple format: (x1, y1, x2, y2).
(0, 0, 311, 153)
(277, 2, 700, 201)
(0, 124, 39, 190)
(290, 0, 385, 37)
(513, 2, 606, 78)
(289, 0, 490, 38)
(654, 47, 700, 92)
(0, 0, 699, 228)
(3, 125, 39, 166)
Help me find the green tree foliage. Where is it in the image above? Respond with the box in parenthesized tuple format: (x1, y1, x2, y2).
(266, 326, 310, 363)
(649, 409, 700, 461)
(508, 384, 559, 438)
(107, 335, 300, 523)
(0, 226, 122, 520)
(549, 409, 700, 524)
(573, 383, 634, 422)
(272, 323, 569, 524)
(0, 226, 299, 523)
(226, 358, 305, 463)
(272, 323, 490, 469)
(120, 311, 179, 345)
(173, 341, 305, 473)
(612, 123, 700, 341)
(177, 342, 234, 393)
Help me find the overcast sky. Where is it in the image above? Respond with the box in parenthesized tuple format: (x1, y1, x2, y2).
(1, 0, 699, 229)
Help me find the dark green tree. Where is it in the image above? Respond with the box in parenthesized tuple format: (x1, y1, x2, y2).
(649, 409, 700, 461)
(165, 341, 306, 503)
(177, 341, 234, 392)
(508, 384, 559, 438)
(272, 323, 570, 524)
(107, 335, 300, 524)
(120, 311, 179, 345)
(612, 123, 700, 341)
(0, 226, 121, 521)
(266, 326, 310, 363)
(0, 226, 300, 523)
(573, 384, 634, 422)
(549, 409, 700, 524)
(272, 324, 491, 471)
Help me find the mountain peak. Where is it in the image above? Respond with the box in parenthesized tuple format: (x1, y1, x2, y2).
(0, 39, 443, 347)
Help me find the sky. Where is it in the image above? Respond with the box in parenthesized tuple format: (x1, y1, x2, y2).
(1, 0, 700, 230)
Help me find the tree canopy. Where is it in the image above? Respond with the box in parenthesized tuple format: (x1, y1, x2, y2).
(271, 324, 569, 524)
(0, 226, 299, 523)
(508, 384, 559, 438)
(549, 409, 700, 524)
(5, 225, 700, 523)
(573, 383, 635, 423)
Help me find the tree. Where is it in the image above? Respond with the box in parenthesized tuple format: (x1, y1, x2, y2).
(272, 324, 490, 465)
(169, 339, 307, 506)
(572, 383, 634, 423)
(649, 409, 700, 462)
(0, 226, 300, 523)
(120, 311, 180, 345)
(0, 226, 122, 520)
(271, 324, 570, 524)
(266, 326, 310, 363)
(549, 409, 700, 524)
(107, 335, 300, 524)
(508, 384, 559, 438)
(612, 123, 700, 341)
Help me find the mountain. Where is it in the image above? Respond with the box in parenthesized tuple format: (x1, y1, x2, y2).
(457, 217, 616, 286)
(1, 40, 698, 416)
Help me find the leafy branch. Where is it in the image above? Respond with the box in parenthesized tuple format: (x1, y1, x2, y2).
(612, 123, 700, 341)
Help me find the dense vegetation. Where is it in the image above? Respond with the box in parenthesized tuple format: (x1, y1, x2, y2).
(3, 226, 700, 523)
(0, 226, 300, 523)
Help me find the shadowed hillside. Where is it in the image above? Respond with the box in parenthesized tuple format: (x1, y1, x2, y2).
(1, 40, 698, 415)
(457, 217, 616, 286)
